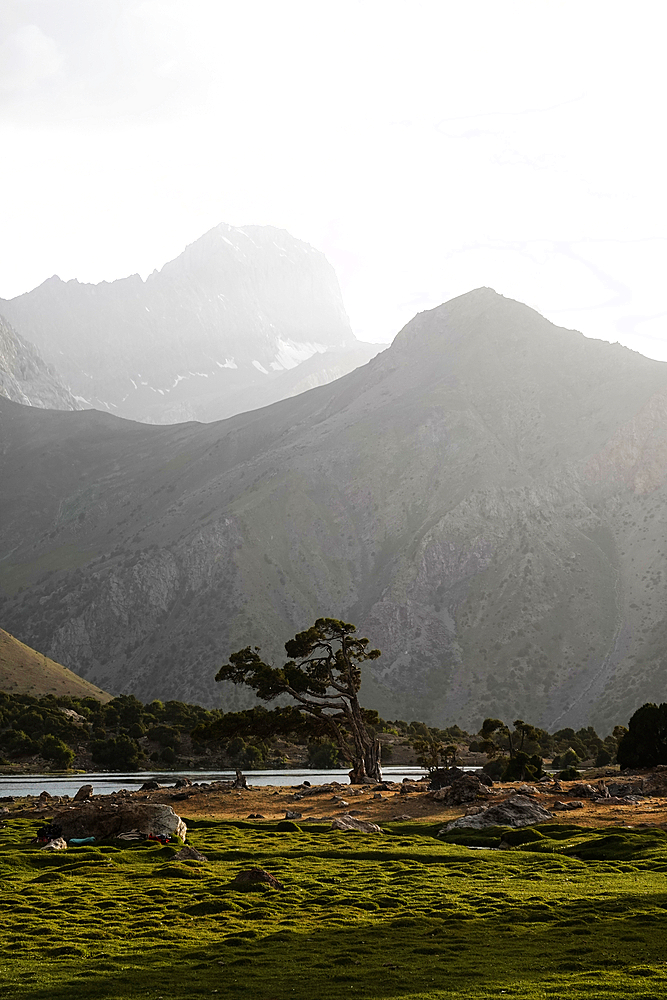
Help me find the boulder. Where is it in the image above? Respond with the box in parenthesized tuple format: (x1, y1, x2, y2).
(51, 802, 187, 841)
(331, 814, 383, 833)
(566, 783, 597, 798)
(140, 781, 160, 791)
(73, 784, 93, 802)
(440, 794, 552, 833)
(285, 811, 302, 820)
(552, 800, 584, 810)
(429, 767, 466, 791)
(41, 837, 67, 851)
(432, 775, 492, 805)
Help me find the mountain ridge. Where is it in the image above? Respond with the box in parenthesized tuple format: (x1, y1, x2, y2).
(2, 288, 667, 732)
(0, 223, 380, 423)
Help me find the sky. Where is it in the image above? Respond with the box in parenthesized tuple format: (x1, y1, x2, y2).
(1, 0, 666, 359)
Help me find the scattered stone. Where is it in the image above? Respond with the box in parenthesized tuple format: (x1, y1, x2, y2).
(38, 791, 53, 800)
(51, 801, 187, 841)
(567, 783, 598, 798)
(285, 811, 302, 820)
(539, 775, 554, 784)
(331, 814, 383, 834)
(606, 782, 638, 797)
(392, 814, 413, 821)
(373, 793, 383, 799)
(41, 837, 67, 851)
(552, 800, 584, 810)
(441, 794, 552, 833)
(246, 813, 265, 819)
(373, 783, 390, 791)
(400, 783, 424, 795)
(140, 781, 160, 791)
(514, 785, 539, 796)
(73, 784, 93, 802)
(230, 868, 284, 889)
(172, 845, 208, 862)
(173, 777, 192, 788)
(477, 772, 494, 787)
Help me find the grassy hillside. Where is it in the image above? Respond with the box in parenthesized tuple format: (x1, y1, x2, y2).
(0, 628, 111, 702)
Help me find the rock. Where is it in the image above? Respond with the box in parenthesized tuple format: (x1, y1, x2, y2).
(229, 868, 285, 889)
(606, 781, 638, 797)
(140, 781, 160, 791)
(172, 845, 208, 862)
(173, 777, 192, 788)
(373, 793, 383, 799)
(392, 814, 413, 821)
(477, 772, 494, 787)
(441, 794, 553, 833)
(567, 783, 597, 798)
(373, 783, 390, 791)
(246, 813, 265, 819)
(285, 811, 302, 820)
(552, 800, 584, 810)
(429, 767, 466, 791)
(432, 775, 492, 805)
(39, 791, 53, 800)
(73, 784, 93, 802)
(41, 837, 67, 851)
(51, 802, 187, 841)
(539, 775, 554, 784)
(331, 814, 383, 834)
(514, 785, 539, 796)
(400, 783, 424, 795)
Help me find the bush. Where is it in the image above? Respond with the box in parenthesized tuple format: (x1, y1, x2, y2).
(482, 758, 506, 780)
(38, 734, 75, 770)
(308, 741, 340, 769)
(595, 747, 613, 767)
(91, 734, 142, 770)
(558, 766, 581, 780)
(617, 703, 667, 768)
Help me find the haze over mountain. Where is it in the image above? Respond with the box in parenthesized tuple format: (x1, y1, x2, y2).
(2, 288, 667, 733)
(0, 223, 380, 424)
(0, 315, 81, 412)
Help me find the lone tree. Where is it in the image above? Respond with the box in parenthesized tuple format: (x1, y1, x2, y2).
(617, 703, 667, 769)
(215, 618, 383, 783)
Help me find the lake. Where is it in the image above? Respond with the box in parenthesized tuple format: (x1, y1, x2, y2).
(0, 764, 432, 798)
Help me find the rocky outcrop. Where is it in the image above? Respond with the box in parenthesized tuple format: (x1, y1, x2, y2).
(441, 795, 553, 832)
(0, 224, 367, 423)
(0, 314, 80, 410)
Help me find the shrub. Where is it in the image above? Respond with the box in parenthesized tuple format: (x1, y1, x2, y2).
(38, 734, 75, 770)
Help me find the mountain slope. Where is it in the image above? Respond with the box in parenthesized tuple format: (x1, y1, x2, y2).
(0, 224, 367, 424)
(0, 315, 81, 411)
(0, 628, 111, 701)
(1, 288, 667, 732)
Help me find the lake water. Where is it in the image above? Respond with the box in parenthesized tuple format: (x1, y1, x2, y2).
(0, 765, 433, 798)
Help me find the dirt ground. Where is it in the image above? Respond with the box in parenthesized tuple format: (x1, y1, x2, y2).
(145, 778, 667, 830)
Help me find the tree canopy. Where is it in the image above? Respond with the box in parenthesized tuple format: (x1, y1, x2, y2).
(215, 618, 383, 782)
(617, 703, 667, 769)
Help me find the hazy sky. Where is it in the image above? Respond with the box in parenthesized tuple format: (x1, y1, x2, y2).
(1, 1, 666, 358)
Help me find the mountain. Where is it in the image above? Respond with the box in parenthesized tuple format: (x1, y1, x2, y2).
(0, 223, 380, 423)
(0, 628, 111, 701)
(0, 314, 81, 411)
(2, 287, 667, 733)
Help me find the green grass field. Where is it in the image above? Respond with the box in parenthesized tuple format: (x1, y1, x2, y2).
(2, 817, 667, 999)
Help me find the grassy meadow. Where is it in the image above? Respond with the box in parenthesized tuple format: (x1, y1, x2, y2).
(2, 817, 667, 1000)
